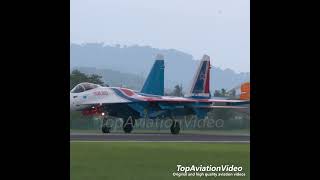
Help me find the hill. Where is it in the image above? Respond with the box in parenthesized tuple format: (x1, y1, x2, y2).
(70, 43, 250, 91)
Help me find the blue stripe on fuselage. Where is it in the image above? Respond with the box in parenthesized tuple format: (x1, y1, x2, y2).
(137, 92, 162, 97)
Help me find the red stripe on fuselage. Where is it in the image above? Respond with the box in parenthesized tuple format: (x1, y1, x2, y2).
(120, 88, 135, 96)
(204, 61, 210, 93)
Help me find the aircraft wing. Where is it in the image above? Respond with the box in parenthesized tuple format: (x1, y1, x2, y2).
(140, 96, 249, 104)
(139, 96, 250, 112)
(192, 105, 248, 109)
(139, 96, 198, 103)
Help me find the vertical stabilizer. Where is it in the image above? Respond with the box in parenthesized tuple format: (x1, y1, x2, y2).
(187, 54, 211, 98)
(141, 54, 165, 95)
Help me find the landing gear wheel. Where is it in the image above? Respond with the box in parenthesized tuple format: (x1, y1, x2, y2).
(123, 117, 135, 133)
(170, 121, 180, 134)
(102, 125, 111, 133)
(101, 115, 111, 133)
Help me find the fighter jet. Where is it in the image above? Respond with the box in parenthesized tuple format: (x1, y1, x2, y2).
(70, 54, 250, 134)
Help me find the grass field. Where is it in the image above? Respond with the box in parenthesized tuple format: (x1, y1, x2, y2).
(70, 142, 250, 180)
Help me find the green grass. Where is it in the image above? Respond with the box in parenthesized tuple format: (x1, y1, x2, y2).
(70, 142, 250, 180)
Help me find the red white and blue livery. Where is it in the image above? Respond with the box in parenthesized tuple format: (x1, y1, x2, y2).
(70, 54, 250, 134)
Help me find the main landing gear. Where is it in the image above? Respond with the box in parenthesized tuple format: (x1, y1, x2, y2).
(170, 120, 180, 134)
(123, 116, 135, 133)
(168, 112, 180, 134)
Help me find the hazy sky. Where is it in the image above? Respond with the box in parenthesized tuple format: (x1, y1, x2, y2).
(71, 0, 250, 72)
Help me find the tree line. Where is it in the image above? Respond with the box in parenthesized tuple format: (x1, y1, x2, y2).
(71, 69, 235, 97)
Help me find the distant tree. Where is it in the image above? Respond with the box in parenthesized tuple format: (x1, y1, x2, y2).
(214, 90, 221, 97)
(221, 88, 226, 97)
(70, 69, 104, 89)
(214, 88, 228, 97)
(88, 74, 104, 85)
(229, 89, 236, 97)
(70, 70, 87, 89)
(172, 84, 184, 97)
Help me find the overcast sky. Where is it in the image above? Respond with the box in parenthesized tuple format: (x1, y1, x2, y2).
(71, 0, 250, 72)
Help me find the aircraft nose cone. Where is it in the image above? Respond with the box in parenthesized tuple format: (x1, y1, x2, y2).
(70, 94, 76, 111)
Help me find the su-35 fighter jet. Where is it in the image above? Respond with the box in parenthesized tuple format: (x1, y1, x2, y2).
(70, 54, 250, 134)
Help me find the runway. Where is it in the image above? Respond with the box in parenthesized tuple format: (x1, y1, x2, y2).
(70, 133, 250, 143)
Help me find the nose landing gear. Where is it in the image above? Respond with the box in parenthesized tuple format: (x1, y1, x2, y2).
(101, 113, 111, 133)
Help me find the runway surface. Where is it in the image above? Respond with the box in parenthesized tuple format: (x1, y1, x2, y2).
(70, 133, 250, 143)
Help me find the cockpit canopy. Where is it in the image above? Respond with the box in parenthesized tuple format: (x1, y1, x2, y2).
(70, 82, 101, 93)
